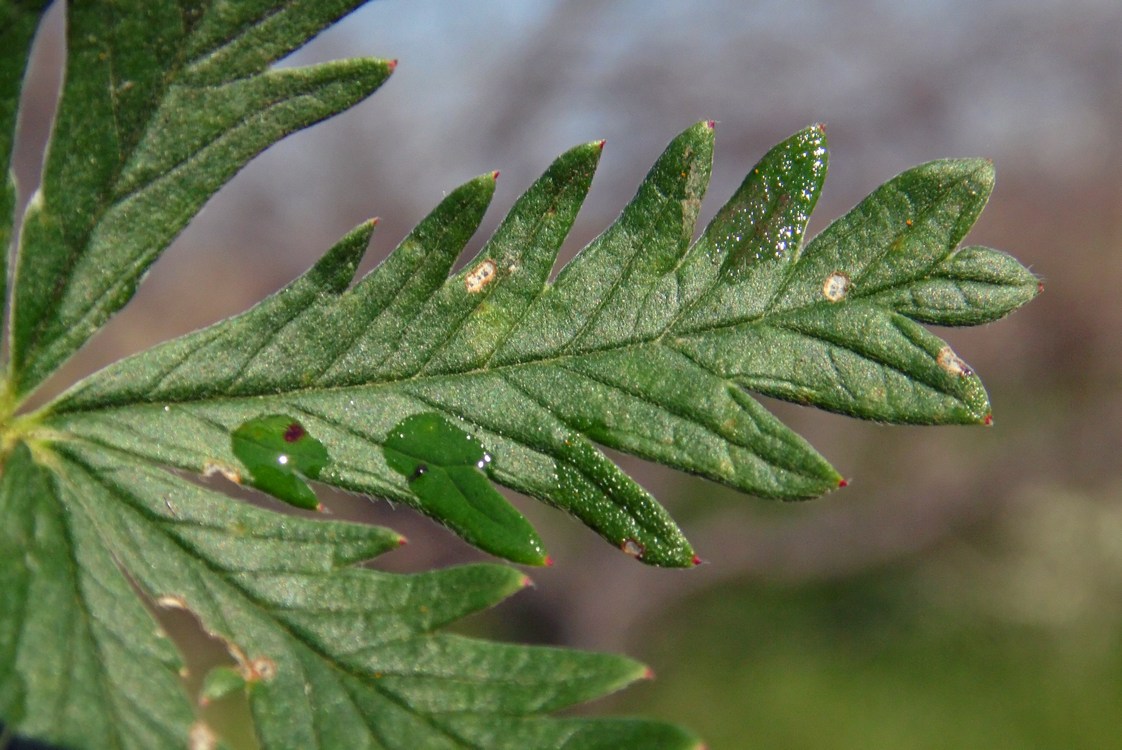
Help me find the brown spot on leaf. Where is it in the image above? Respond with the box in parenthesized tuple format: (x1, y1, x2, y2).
(248, 657, 277, 683)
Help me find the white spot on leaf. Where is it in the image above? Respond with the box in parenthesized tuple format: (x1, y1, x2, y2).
(621, 539, 645, 558)
(822, 271, 851, 302)
(203, 461, 241, 484)
(156, 595, 188, 610)
(189, 721, 218, 750)
(937, 347, 973, 377)
(248, 656, 277, 683)
(465, 259, 497, 293)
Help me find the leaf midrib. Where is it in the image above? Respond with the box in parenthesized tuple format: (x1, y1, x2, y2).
(50, 288, 946, 421)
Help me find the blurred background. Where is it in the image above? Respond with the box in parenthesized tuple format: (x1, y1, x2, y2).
(12, 1, 1122, 747)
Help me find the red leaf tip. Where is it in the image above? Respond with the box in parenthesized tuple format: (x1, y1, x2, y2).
(691, 554, 705, 567)
(816, 122, 827, 133)
(491, 170, 500, 181)
(597, 139, 606, 151)
(1037, 281, 1045, 294)
(641, 666, 656, 680)
(837, 477, 849, 488)
(705, 119, 717, 130)
(983, 413, 994, 426)
(396, 535, 408, 547)
(387, 59, 398, 71)
(519, 574, 535, 589)
(543, 555, 555, 568)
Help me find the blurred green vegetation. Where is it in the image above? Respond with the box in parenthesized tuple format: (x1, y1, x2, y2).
(611, 485, 1122, 749)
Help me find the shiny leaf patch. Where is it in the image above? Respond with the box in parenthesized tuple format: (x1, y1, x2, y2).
(384, 413, 548, 565)
(231, 414, 329, 510)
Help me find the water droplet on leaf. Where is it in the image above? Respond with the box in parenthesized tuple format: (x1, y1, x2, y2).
(231, 415, 329, 510)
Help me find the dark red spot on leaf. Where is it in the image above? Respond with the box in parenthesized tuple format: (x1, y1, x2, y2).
(283, 422, 306, 442)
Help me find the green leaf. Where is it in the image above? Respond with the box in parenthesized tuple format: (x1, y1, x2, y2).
(1, 440, 696, 749)
(384, 412, 548, 566)
(5, 0, 395, 399)
(198, 666, 247, 707)
(46, 121, 1038, 568)
(0, 3, 1040, 748)
(231, 414, 330, 511)
(0, 443, 193, 749)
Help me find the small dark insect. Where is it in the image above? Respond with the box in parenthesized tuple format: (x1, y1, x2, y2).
(410, 464, 429, 481)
